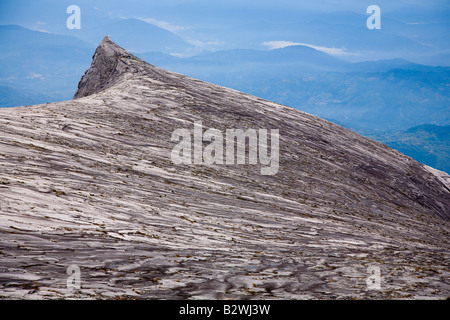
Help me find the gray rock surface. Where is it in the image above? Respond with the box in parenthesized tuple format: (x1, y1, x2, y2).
(0, 36, 449, 299)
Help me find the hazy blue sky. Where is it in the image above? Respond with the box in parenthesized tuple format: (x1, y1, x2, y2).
(2, 1, 449, 34)
(1, 0, 449, 61)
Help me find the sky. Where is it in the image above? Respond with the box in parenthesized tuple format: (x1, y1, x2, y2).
(1, 0, 449, 62)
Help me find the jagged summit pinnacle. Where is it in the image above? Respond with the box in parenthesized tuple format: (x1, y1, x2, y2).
(98, 35, 134, 58)
(74, 36, 146, 99)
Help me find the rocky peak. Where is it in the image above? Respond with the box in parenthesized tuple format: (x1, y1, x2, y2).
(74, 35, 144, 99)
(0, 37, 449, 299)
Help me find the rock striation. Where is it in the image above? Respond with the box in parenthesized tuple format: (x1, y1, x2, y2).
(0, 37, 449, 299)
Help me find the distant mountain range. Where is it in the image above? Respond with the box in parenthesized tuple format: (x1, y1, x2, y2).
(72, 18, 193, 54)
(0, 25, 94, 105)
(0, 24, 449, 173)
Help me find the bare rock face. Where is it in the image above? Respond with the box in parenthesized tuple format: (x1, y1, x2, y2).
(0, 37, 449, 299)
(74, 35, 144, 99)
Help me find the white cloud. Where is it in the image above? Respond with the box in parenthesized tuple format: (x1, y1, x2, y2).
(262, 41, 301, 50)
(135, 17, 186, 34)
(34, 29, 51, 33)
(28, 72, 44, 79)
(31, 21, 51, 34)
(262, 41, 358, 56)
(186, 39, 223, 48)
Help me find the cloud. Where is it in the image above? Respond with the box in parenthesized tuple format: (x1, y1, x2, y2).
(262, 41, 358, 56)
(28, 72, 44, 79)
(134, 17, 186, 34)
(30, 21, 51, 34)
(262, 41, 301, 50)
(186, 39, 224, 48)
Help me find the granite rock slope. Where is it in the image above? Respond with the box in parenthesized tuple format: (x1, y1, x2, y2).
(0, 36, 449, 299)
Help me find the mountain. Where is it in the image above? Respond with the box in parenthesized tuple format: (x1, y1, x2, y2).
(0, 21, 192, 108)
(2, 1, 449, 64)
(135, 45, 351, 84)
(215, 11, 441, 62)
(1, 25, 449, 173)
(0, 36, 449, 299)
(0, 85, 52, 107)
(187, 45, 348, 69)
(0, 24, 92, 49)
(143, 48, 450, 132)
(77, 18, 193, 54)
(374, 124, 450, 174)
(0, 25, 94, 106)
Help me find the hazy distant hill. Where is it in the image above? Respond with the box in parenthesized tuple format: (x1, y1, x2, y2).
(76, 18, 193, 54)
(0, 25, 93, 105)
(2, 0, 449, 64)
(374, 124, 450, 174)
(0, 22, 193, 107)
(0, 85, 51, 107)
